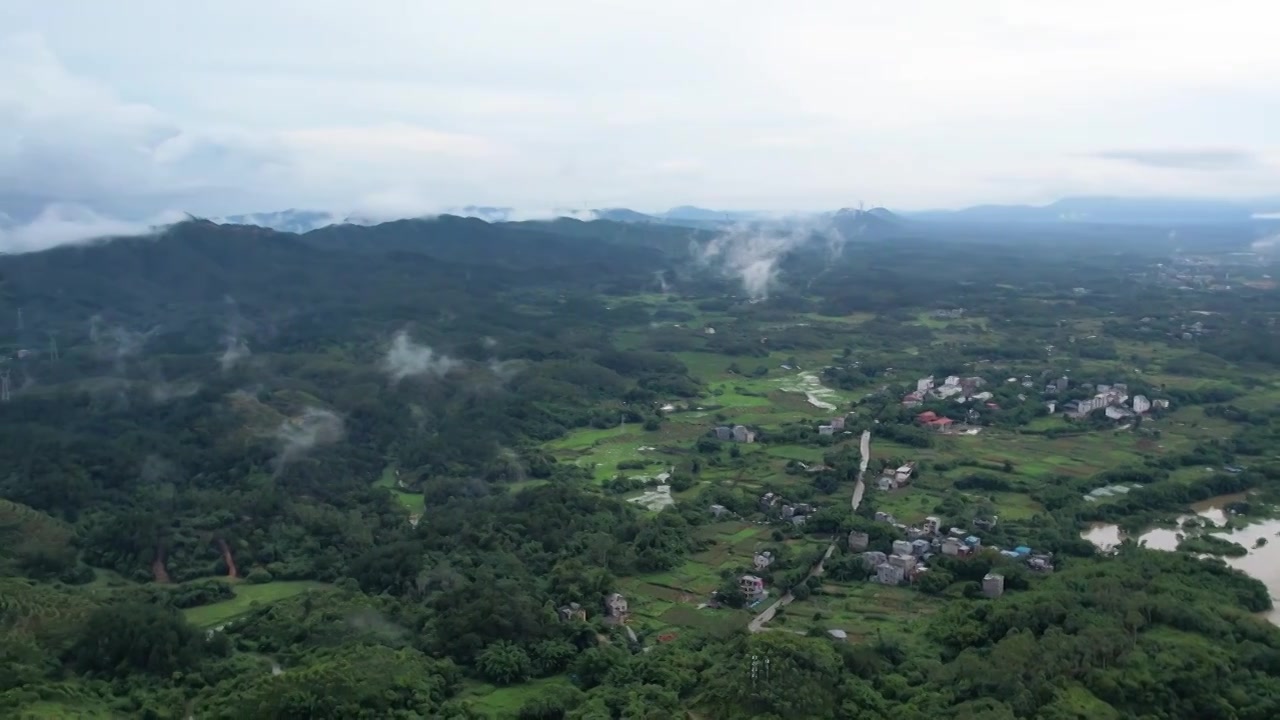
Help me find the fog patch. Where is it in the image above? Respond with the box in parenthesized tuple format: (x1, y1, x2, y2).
(273, 407, 344, 472)
(382, 331, 460, 383)
(220, 296, 252, 372)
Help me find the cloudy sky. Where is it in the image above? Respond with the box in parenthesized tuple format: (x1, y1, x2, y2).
(1, 0, 1277, 247)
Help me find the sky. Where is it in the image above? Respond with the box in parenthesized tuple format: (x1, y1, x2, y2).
(1, 0, 1278, 250)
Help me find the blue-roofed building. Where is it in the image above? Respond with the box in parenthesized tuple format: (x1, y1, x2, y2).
(1014, 546, 1032, 556)
(1000, 550, 1020, 558)
(964, 535, 981, 547)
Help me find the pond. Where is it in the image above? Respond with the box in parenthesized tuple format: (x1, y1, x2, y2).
(1083, 493, 1280, 624)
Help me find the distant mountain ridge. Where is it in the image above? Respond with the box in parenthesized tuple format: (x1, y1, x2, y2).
(907, 196, 1280, 225)
(211, 195, 1280, 238)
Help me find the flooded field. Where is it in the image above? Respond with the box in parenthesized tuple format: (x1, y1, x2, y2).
(1083, 493, 1280, 624)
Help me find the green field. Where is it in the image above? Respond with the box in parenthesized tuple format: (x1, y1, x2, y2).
(458, 676, 576, 717)
(374, 466, 426, 515)
(182, 580, 331, 628)
(782, 581, 944, 644)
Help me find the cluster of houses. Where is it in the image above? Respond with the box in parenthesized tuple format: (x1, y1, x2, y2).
(875, 461, 916, 491)
(559, 592, 631, 624)
(758, 492, 814, 526)
(1059, 382, 1170, 420)
(901, 375, 987, 407)
(713, 424, 756, 443)
(850, 513, 1054, 588)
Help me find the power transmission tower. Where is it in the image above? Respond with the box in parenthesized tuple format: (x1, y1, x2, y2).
(15, 308, 22, 331)
(0, 368, 10, 403)
(47, 332, 58, 361)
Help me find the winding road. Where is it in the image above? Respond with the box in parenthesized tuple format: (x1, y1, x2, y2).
(748, 430, 870, 633)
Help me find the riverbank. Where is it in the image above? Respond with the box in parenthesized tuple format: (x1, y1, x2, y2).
(1083, 493, 1280, 624)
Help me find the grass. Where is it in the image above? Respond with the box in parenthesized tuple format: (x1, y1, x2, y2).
(547, 422, 699, 482)
(182, 580, 331, 628)
(373, 466, 425, 515)
(458, 675, 575, 717)
(783, 581, 943, 644)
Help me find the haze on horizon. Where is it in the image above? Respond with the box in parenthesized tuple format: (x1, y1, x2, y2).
(1, 0, 1278, 249)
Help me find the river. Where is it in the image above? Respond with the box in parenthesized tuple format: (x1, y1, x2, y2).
(1082, 493, 1280, 624)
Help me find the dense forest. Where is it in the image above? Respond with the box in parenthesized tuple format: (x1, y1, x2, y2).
(2, 213, 1279, 718)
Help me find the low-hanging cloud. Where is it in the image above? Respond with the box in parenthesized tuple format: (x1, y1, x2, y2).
(149, 380, 201, 403)
(0, 203, 183, 254)
(220, 296, 251, 372)
(274, 407, 345, 471)
(382, 331, 460, 383)
(89, 315, 161, 372)
(696, 218, 845, 300)
(1251, 233, 1280, 253)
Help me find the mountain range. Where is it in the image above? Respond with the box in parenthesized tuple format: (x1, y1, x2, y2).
(213, 196, 1280, 237)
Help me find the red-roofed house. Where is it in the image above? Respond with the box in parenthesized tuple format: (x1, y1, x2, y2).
(916, 411, 939, 424)
(925, 417, 954, 431)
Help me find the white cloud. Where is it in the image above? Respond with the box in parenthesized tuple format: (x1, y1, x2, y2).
(382, 331, 460, 383)
(0, 204, 182, 253)
(273, 407, 345, 471)
(0, 0, 1277, 244)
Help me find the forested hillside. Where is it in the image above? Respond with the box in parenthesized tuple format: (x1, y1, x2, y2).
(2, 214, 1280, 718)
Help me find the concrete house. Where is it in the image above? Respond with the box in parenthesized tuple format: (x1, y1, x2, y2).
(759, 492, 779, 511)
(818, 425, 835, 436)
(604, 593, 629, 620)
(888, 552, 914, 569)
(861, 551, 888, 568)
(892, 540, 913, 556)
(714, 426, 732, 441)
(709, 504, 729, 518)
(923, 516, 942, 535)
(739, 574, 766, 600)
(973, 515, 998, 531)
(848, 531, 870, 551)
(558, 602, 587, 622)
(875, 562, 905, 585)
(830, 416, 846, 430)
(911, 539, 931, 556)
(982, 573, 1005, 598)
(753, 551, 774, 571)
(732, 425, 756, 443)
(1132, 395, 1152, 414)
(893, 463, 915, 485)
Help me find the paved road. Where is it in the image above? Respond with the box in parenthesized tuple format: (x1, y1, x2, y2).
(749, 430, 871, 633)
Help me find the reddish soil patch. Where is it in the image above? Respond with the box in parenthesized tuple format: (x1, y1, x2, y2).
(151, 546, 172, 584)
(217, 538, 239, 579)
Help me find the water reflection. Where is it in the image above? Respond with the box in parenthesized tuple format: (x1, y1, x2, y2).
(1083, 493, 1280, 624)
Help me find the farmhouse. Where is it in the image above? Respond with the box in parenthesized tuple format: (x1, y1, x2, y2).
(604, 593, 629, 622)
(739, 574, 766, 600)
